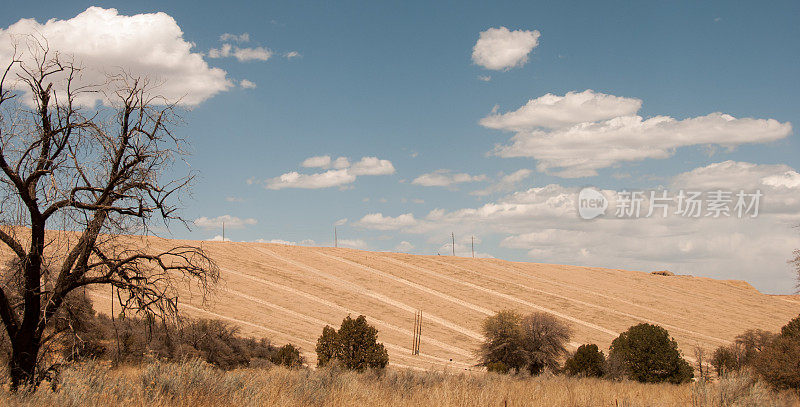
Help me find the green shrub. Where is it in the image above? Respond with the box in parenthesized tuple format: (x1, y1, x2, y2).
(315, 315, 388, 371)
(477, 310, 526, 373)
(270, 344, 304, 368)
(564, 344, 605, 377)
(608, 323, 693, 384)
(315, 326, 339, 367)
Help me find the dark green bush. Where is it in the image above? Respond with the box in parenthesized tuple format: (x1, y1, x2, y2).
(271, 344, 304, 368)
(608, 323, 693, 384)
(315, 315, 388, 371)
(564, 344, 605, 377)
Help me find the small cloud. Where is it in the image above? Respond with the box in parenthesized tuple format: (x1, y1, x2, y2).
(334, 218, 348, 226)
(256, 238, 296, 245)
(240, 79, 257, 89)
(226, 196, 245, 203)
(220, 33, 250, 43)
(302, 155, 332, 168)
(395, 241, 415, 253)
(194, 215, 257, 229)
(209, 44, 272, 62)
(338, 238, 368, 250)
(208, 235, 232, 242)
(412, 169, 487, 187)
(285, 51, 301, 59)
(714, 17, 722, 22)
(478, 75, 492, 82)
(472, 26, 541, 70)
(471, 169, 532, 196)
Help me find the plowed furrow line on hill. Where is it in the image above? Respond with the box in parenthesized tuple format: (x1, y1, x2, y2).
(426, 258, 730, 345)
(219, 284, 473, 367)
(314, 251, 494, 316)
(220, 267, 474, 360)
(372, 256, 618, 337)
(248, 246, 484, 342)
(477, 260, 678, 319)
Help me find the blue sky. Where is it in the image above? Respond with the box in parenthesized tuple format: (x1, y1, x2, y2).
(2, 1, 799, 293)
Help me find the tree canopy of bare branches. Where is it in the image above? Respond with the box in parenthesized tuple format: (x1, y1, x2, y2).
(0, 36, 218, 390)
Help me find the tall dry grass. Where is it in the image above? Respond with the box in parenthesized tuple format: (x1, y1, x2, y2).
(0, 359, 797, 407)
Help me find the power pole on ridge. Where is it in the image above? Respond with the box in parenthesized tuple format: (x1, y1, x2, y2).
(451, 232, 455, 256)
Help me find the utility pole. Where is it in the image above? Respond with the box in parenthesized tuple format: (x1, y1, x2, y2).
(222, 221, 225, 242)
(451, 232, 455, 256)
(472, 235, 475, 258)
(334, 226, 338, 248)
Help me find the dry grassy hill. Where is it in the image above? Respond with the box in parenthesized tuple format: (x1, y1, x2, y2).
(10, 232, 799, 372)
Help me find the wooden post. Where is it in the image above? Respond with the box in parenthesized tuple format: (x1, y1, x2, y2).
(416, 311, 422, 355)
(451, 232, 455, 256)
(412, 311, 418, 355)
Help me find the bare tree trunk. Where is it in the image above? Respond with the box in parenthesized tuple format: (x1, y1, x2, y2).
(9, 332, 40, 390)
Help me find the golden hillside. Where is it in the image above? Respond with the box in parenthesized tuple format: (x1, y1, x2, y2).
(33, 234, 800, 371)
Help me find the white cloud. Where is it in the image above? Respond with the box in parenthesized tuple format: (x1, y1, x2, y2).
(194, 215, 258, 229)
(220, 33, 250, 43)
(356, 213, 419, 230)
(332, 157, 351, 169)
(334, 218, 348, 226)
(471, 169, 532, 196)
(239, 79, 257, 89)
(208, 235, 232, 242)
(480, 90, 642, 131)
(266, 169, 356, 190)
(257, 238, 296, 245)
(478, 75, 492, 82)
(255, 237, 316, 246)
(488, 91, 792, 178)
(349, 157, 395, 176)
(338, 239, 368, 250)
(437, 242, 494, 258)
(209, 43, 272, 62)
(412, 170, 487, 187)
(0, 7, 232, 106)
(395, 241, 415, 252)
(285, 51, 301, 59)
(472, 27, 540, 70)
(225, 196, 245, 203)
(302, 155, 332, 168)
(354, 161, 800, 293)
(265, 156, 394, 190)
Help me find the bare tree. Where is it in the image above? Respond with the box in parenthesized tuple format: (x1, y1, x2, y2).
(0, 37, 218, 390)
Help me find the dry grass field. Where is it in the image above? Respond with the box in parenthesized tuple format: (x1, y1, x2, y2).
(71, 234, 800, 372)
(1, 360, 797, 407)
